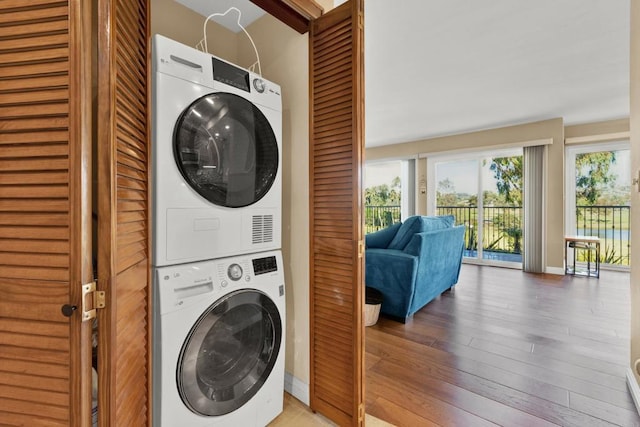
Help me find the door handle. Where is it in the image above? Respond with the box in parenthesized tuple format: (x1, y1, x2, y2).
(61, 304, 77, 317)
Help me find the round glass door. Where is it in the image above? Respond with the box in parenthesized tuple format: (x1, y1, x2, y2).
(174, 92, 279, 208)
(177, 289, 282, 416)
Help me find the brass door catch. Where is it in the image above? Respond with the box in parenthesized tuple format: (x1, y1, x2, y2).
(82, 281, 105, 322)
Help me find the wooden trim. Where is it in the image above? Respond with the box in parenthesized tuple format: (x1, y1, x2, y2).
(144, 1, 153, 424)
(352, 0, 365, 422)
(281, 0, 323, 19)
(68, 0, 94, 424)
(250, 0, 322, 33)
(96, 0, 117, 422)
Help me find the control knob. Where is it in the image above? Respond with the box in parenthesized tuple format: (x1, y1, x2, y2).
(228, 264, 243, 281)
(253, 78, 266, 93)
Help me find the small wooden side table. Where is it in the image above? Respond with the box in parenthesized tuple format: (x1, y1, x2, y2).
(564, 235, 600, 278)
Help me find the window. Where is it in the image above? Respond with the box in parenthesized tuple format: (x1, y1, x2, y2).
(364, 160, 415, 232)
(565, 142, 631, 267)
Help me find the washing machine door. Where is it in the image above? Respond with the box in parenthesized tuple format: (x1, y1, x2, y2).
(177, 289, 282, 416)
(173, 92, 279, 208)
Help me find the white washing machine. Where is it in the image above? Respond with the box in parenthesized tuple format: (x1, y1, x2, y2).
(152, 35, 282, 267)
(153, 250, 286, 427)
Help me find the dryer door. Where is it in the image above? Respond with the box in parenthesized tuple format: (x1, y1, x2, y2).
(177, 289, 282, 416)
(173, 92, 279, 207)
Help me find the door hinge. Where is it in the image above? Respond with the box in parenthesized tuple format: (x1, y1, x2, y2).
(81, 281, 105, 322)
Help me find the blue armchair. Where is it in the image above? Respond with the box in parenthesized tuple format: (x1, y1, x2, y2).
(365, 215, 465, 321)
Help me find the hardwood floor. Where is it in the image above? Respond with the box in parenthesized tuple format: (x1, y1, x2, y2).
(366, 264, 639, 427)
(269, 393, 393, 426)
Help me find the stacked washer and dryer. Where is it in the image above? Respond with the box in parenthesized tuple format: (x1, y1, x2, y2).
(151, 35, 285, 427)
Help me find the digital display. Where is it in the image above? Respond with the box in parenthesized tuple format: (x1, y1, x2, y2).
(212, 57, 250, 92)
(252, 256, 278, 275)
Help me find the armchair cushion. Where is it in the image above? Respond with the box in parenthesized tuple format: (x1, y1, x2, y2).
(387, 216, 422, 250)
(365, 222, 401, 249)
(421, 214, 455, 231)
(387, 215, 455, 250)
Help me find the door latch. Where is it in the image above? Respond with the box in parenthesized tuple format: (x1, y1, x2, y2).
(81, 281, 105, 322)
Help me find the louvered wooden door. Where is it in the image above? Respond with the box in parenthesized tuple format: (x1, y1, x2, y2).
(96, 0, 151, 425)
(0, 0, 93, 425)
(309, 1, 365, 425)
(0, 0, 149, 424)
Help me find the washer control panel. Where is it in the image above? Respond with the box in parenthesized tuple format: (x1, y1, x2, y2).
(253, 255, 277, 275)
(156, 251, 281, 315)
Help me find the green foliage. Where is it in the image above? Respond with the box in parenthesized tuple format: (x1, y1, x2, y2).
(364, 177, 402, 233)
(575, 152, 617, 205)
(489, 156, 522, 205)
(437, 178, 458, 206)
(484, 235, 504, 251)
(365, 177, 401, 206)
(600, 246, 623, 265)
(488, 210, 523, 254)
(465, 225, 477, 251)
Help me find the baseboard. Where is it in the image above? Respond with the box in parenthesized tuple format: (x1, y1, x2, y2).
(545, 266, 565, 275)
(284, 372, 310, 406)
(626, 368, 640, 416)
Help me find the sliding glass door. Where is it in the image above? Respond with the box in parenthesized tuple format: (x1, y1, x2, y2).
(428, 149, 523, 267)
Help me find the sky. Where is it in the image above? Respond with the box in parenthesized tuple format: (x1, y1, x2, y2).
(364, 161, 402, 188)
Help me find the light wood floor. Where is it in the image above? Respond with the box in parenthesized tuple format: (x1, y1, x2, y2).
(270, 392, 393, 426)
(366, 264, 639, 426)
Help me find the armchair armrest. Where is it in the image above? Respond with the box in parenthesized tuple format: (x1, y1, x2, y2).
(365, 248, 419, 318)
(403, 225, 466, 315)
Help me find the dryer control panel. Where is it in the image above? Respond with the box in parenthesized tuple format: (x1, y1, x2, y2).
(212, 57, 249, 92)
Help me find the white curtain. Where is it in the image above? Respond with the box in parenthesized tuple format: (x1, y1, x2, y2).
(523, 145, 545, 272)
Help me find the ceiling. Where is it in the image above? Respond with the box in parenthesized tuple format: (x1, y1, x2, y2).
(365, 0, 630, 147)
(175, 0, 266, 32)
(177, 0, 630, 148)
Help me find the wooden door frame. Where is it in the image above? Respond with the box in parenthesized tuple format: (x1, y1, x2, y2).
(250, 0, 323, 33)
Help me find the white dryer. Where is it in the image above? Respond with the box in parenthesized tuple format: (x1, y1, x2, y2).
(152, 35, 282, 267)
(153, 250, 285, 427)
